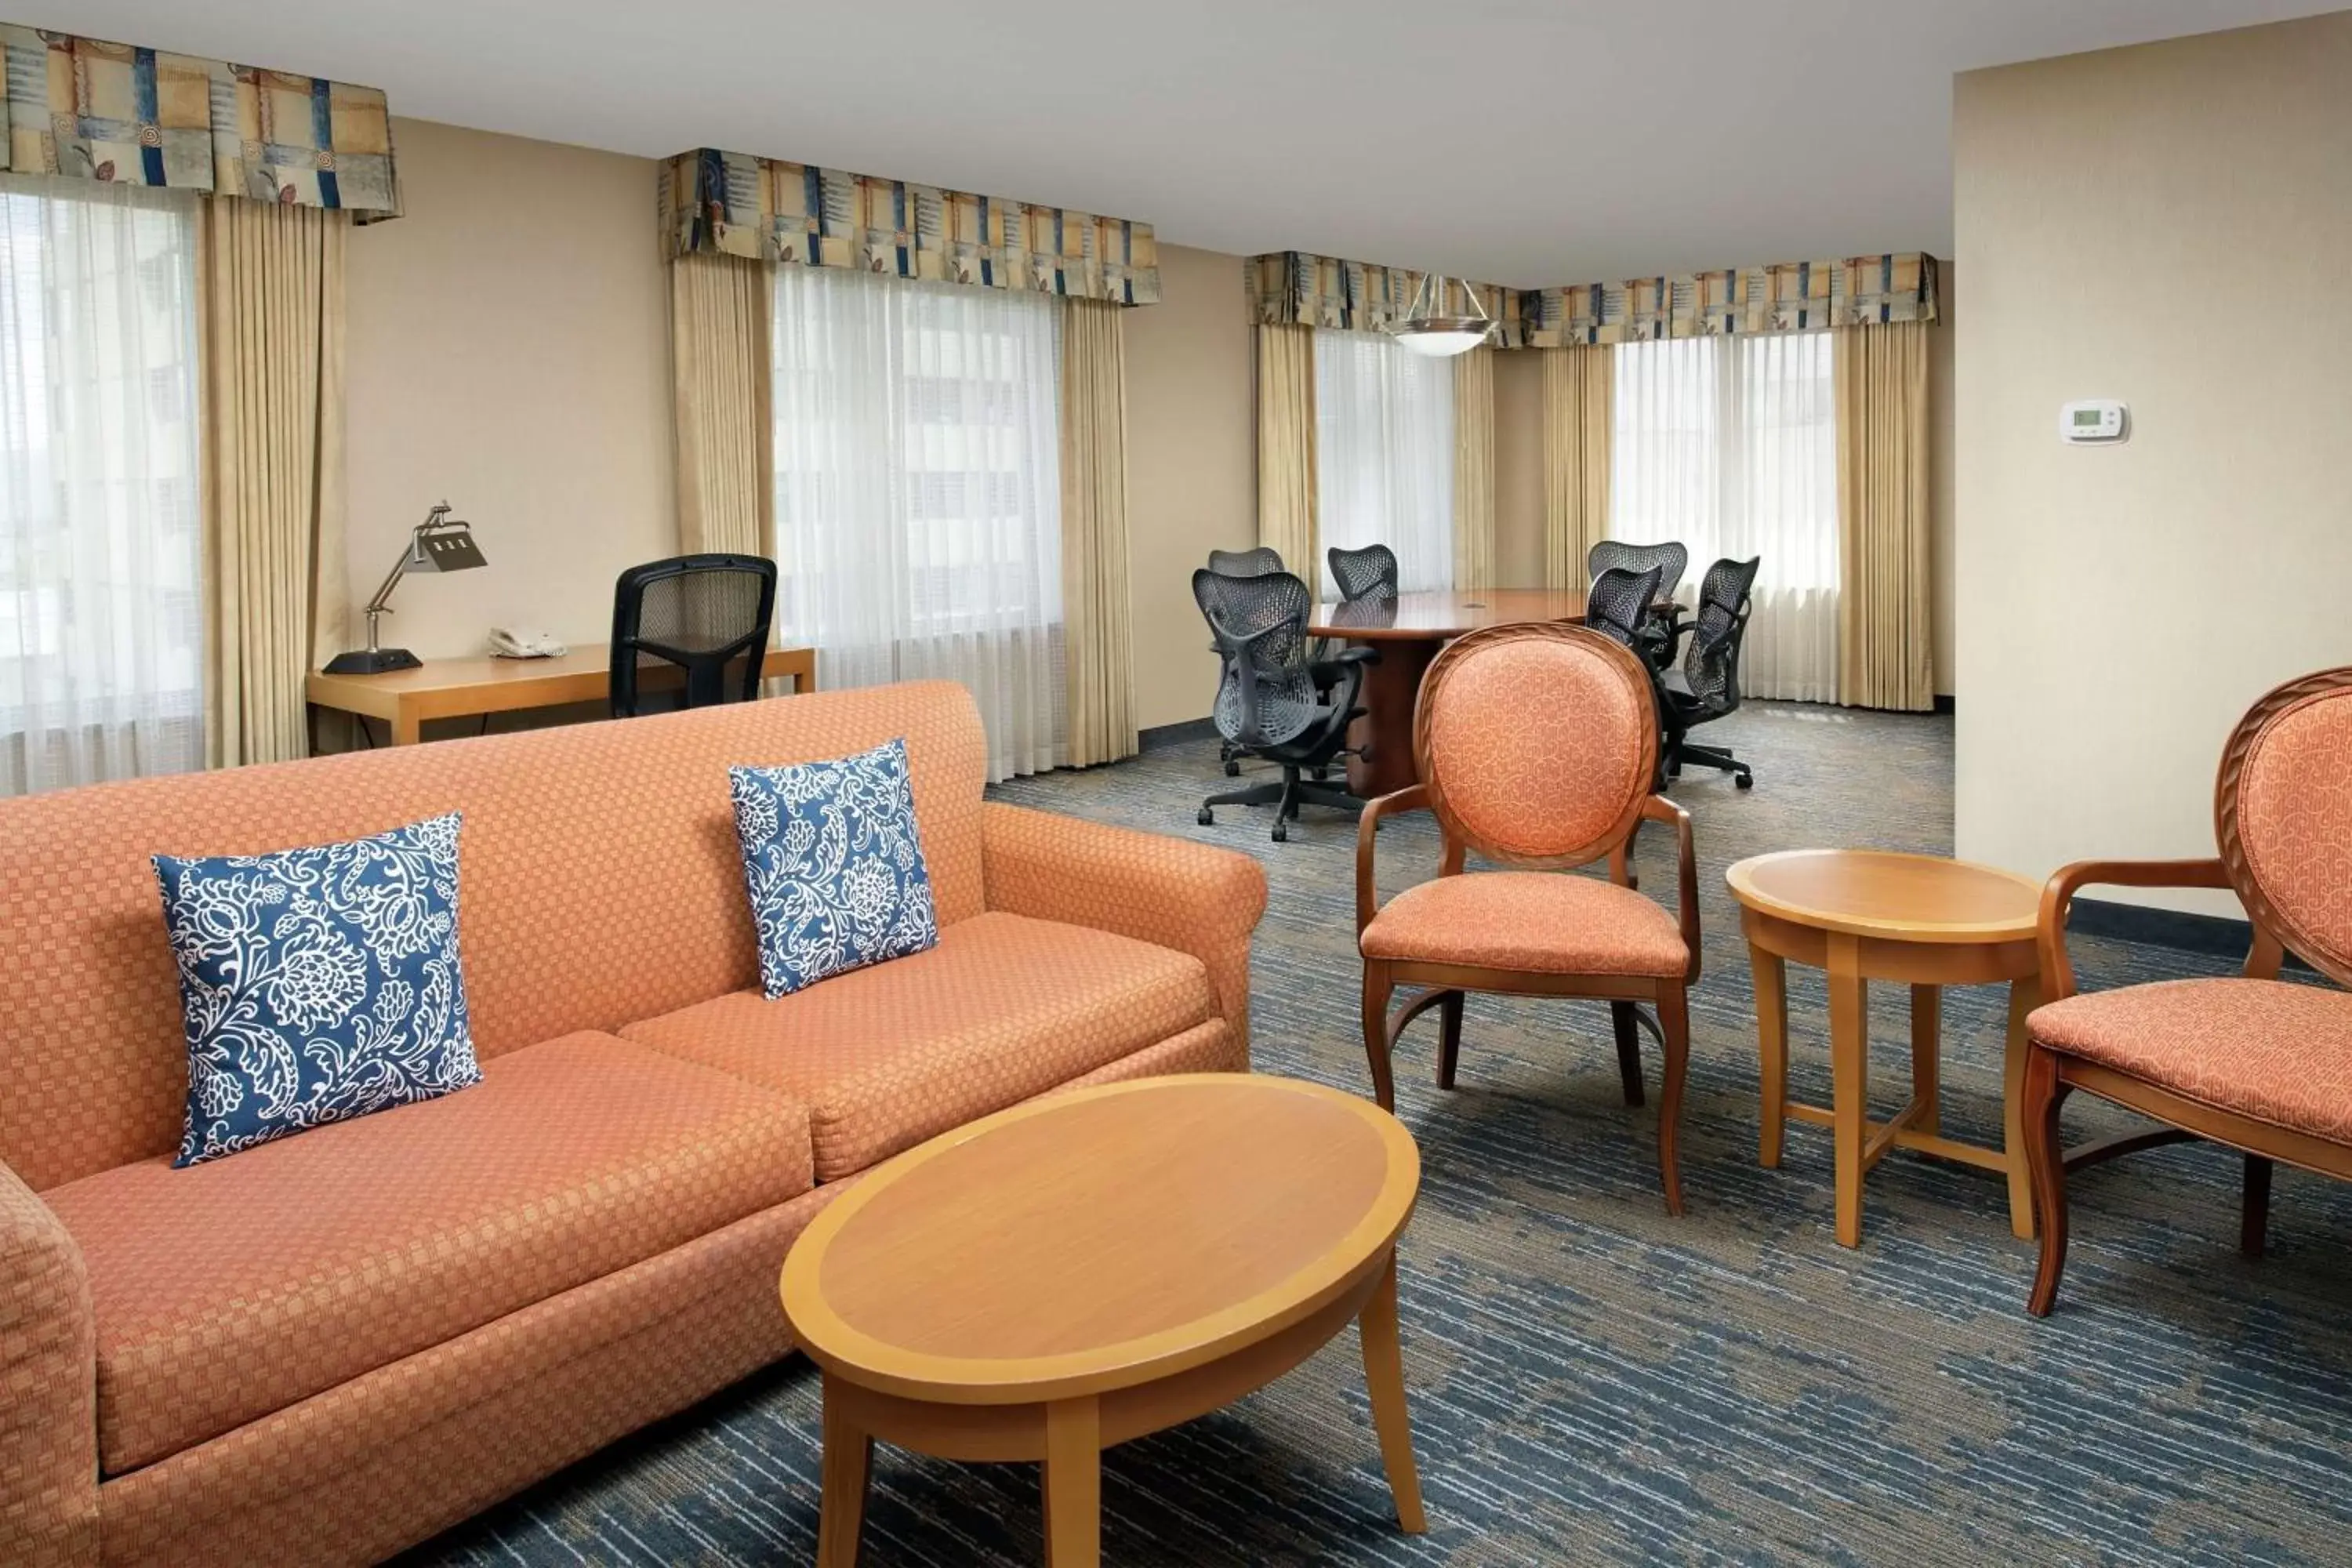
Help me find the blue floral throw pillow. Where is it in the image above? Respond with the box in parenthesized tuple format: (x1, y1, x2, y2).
(153, 813, 481, 1167)
(730, 739, 938, 999)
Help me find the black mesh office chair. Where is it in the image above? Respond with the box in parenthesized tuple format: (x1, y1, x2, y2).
(608, 554, 778, 718)
(1207, 546, 1285, 577)
(1585, 564, 1667, 652)
(1328, 543, 1400, 604)
(1588, 539, 1689, 673)
(1192, 568, 1368, 842)
(1660, 555, 1762, 789)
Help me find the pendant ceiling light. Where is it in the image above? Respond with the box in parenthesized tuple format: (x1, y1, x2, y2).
(1388, 270, 1495, 358)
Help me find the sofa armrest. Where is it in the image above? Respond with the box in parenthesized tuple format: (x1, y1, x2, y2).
(982, 802, 1269, 1046)
(0, 1161, 96, 1568)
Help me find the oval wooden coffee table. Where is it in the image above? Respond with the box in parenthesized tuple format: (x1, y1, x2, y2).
(780, 1073, 1427, 1566)
(1727, 848, 2044, 1248)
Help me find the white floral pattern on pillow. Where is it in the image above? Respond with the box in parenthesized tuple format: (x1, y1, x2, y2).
(730, 740, 937, 999)
(153, 812, 481, 1167)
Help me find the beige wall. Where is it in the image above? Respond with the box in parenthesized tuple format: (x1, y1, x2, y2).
(1492, 350, 1547, 589)
(1121, 243, 1257, 730)
(1953, 13, 2352, 913)
(344, 122, 1250, 730)
(346, 118, 675, 662)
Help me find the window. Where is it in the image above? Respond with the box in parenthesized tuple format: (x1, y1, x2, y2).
(1313, 329, 1455, 597)
(0, 176, 204, 795)
(771, 265, 1064, 780)
(1610, 331, 1838, 702)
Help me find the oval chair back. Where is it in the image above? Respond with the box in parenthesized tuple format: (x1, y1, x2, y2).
(1207, 546, 1284, 578)
(2217, 667, 2352, 985)
(1413, 622, 1658, 869)
(1327, 543, 1399, 604)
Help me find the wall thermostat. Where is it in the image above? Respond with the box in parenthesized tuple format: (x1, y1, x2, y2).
(2060, 399, 2128, 444)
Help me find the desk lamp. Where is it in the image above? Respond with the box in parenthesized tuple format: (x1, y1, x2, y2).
(325, 503, 488, 675)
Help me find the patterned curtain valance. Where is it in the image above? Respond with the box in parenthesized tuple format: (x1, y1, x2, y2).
(1521, 254, 1937, 347)
(0, 24, 398, 217)
(663, 149, 1159, 306)
(1246, 252, 1526, 347)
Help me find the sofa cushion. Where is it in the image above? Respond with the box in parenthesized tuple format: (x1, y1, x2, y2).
(153, 812, 481, 1167)
(622, 911, 1220, 1180)
(731, 742, 937, 998)
(2028, 978, 2352, 1143)
(39, 1032, 813, 1475)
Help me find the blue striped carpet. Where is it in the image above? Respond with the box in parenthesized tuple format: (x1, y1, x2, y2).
(408, 704, 2352, 1566)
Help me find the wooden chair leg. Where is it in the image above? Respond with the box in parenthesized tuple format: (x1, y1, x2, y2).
(1436, 990, 1465, 1091)
(1655, 987, 1690, 1217)
(1610, 1000, 1646, 1109)
(1363, 964, 1398, 1112)
(2024, 1046, 2072, 1317)
(2241, 1153, 2274, 1261)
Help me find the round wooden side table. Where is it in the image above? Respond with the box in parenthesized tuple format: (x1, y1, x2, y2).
(779, 1073, 1426, 1567)
(1726, 849, 2044, 1248)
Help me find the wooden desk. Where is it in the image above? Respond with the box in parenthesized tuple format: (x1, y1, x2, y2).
(1308, 588, 1595, 797)
(1726, 849, 2044, 1248)
(306, 643, 817, 745)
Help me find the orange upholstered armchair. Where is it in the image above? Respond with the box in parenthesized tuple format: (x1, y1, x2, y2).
(2022, 667, 2352, 1316)
(1355, 623, 1701, 1214)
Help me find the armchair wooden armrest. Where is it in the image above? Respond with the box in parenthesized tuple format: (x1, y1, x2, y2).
(1639, 795, 1703, 984)
(2037, 858, 2235, 1002)
(1354, 784, 1442, 938)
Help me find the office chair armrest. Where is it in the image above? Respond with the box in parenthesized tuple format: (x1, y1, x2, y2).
(1355, 784, 1433, 938)
(2036, 858, 2235, 1003)
(0, 1158, 96, 1567)
(1639, 795, 1703, 984)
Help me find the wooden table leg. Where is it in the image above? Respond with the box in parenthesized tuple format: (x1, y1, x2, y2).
(1344, 639, 1437, 798)
(1751, 943, 1789, 1169)
(2002, 976, 2041, 1240)
(818, 1379, 871, 1568)
(1041, 1396, 1102, 1568)
(1910, 984, 1942, 1138)
(389, 708, 422, 746)
(1827, 933, 1868, 1247)
(1356, 1250, 1427, 1534)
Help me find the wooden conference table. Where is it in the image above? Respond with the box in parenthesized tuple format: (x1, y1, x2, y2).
(305, 642, 818, 745)
(1310, 587, 1598, 797)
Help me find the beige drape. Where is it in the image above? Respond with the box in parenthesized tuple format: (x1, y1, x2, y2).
(1541, 345, 1613, 587)
(671, 252, 774, 557)
(1835, 321, 1934, 710)
(1452, 346, 1495, 590)
(1254, 322, 1318, 577)
(1059, 300, 1138, 766)
(198, 199, 347, 768)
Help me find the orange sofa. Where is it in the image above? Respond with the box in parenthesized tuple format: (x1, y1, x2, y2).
(0, 681, 1266, 1567)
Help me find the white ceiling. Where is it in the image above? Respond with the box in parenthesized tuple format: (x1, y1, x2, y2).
(42, 0, 2339, 283)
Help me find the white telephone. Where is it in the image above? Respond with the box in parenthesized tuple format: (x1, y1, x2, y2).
(488, 626, 568, 659)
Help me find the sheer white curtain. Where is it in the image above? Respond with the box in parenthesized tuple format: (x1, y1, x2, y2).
(771, 266, 1064, 781)
(1313, 329, 1454, 598)
(1610, 331, 1838, 701)
(0, 176, 203, 795)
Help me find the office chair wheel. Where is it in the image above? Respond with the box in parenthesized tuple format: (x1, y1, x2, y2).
(1197, 808, 1215, 826)
(1271, 820, 1288, 843)
(1223, 759, 1240, 777)
(1736, 772, 1754, 789)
